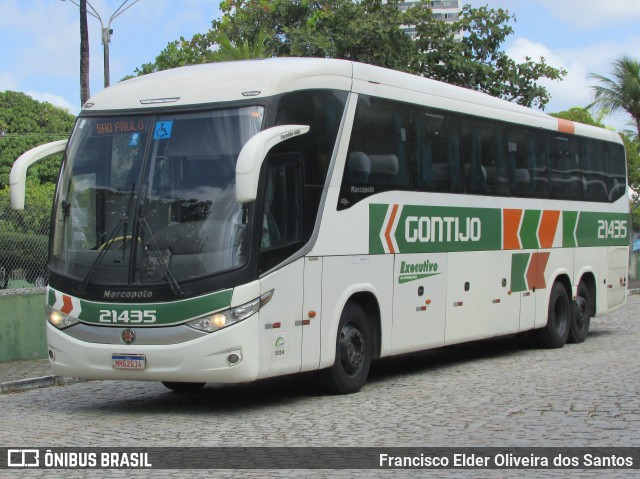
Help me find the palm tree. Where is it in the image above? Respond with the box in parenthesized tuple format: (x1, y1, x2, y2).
(590, 56, 640, 137)
(80, 0, 90, 106)
(214, 29, 270, 62)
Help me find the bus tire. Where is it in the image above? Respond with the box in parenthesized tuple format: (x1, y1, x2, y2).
(535, 281, 571, 349)
(568, 282, 591, 344)
(321, 302, 372, 395)
(161, 381, 206, 392)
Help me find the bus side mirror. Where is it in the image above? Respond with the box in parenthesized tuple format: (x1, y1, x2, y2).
(236, 125, 309, 203)
(10, 139, 68, 210)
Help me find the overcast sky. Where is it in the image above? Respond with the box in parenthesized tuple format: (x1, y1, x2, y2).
(1, 0, 639, 131)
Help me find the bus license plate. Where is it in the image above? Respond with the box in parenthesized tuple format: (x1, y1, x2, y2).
(112, 354, 146, 370)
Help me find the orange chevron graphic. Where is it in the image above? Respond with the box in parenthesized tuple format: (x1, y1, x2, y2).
(385, 204, 399, 254)
(61, 295, 74, 315)
(526, 252, 550, 290)
(538, 210, 560, 248)
(503, 209, 523, 250)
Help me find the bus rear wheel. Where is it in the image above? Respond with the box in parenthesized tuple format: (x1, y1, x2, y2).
(535, 281, 571, 348)
(568, 282, 591, 343)
(161, 381, 206, 392)
(321, 302, 372, 395)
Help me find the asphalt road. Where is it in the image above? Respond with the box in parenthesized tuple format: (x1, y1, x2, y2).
(2, 296, 639, 479)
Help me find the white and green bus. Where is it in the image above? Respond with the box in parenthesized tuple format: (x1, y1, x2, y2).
(11, 58, 629, 394)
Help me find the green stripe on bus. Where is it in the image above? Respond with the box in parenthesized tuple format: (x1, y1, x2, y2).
(369, 204, 389, 254)
(575, 212, 630, 247)
(370, 204, 629, 254)
(510, 253, 530, 293)
(562, 211, 578, 248)
(520, 210, 541, 249)
(394, 205, 502, 253)
(75, 289, 232, 326)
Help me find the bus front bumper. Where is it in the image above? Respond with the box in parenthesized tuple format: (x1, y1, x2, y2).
(46, 315, 260, 384)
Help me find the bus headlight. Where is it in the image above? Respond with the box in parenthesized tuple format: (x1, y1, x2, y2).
(186, 290, 273, 333)
(46, 305, 80, 330)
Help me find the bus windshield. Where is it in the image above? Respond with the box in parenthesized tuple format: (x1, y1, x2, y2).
(50, 107, 264, 288)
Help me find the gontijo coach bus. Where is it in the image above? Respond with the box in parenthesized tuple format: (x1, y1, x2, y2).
(11, 58, 629, 394)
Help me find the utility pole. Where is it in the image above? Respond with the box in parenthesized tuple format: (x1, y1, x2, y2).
(80, 0, 90, 105)
(62, 0, 143, 89)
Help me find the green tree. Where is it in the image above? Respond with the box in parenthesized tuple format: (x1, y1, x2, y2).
(590, 56, 640, 138)
(0, 91, 74, 189)
(549, 107, 605, 128)
(215, 28, 270, 61)
(412, 5, 565, 109)
(0, 179, 56, 235)
(130, 1, 565, 109)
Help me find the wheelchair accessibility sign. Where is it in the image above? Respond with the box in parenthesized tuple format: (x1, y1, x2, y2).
(153, 121, 173, 140)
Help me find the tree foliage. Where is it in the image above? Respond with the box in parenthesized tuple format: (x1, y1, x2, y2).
(0, 179, 56, 235)
(590, 56, 640, 138)
(549, 107, 606, 128)
(414, 5, 565, 108)
(0, 91, 74, 189)
(130, 0, 565, 109)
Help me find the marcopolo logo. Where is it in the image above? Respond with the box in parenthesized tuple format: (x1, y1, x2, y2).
(398, 259, 440, 284)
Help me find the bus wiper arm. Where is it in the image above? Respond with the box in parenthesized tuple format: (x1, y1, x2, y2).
(76, 184, 136, 295)
(137, 215, 184, 297)
(76, 213, 125, 295)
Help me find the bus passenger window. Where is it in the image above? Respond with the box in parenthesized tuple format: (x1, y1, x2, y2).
(461, 119, 509, 196)
(508, 128, 548, 198)
(581, 139, 608, 202)
(415, 111, 447, 192)
(550, 136, 582, 200)
(606, 142, 627, 202)
(339, 96, 410, 209)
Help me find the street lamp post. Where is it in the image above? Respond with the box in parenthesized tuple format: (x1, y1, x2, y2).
(62, 0, 143, 87)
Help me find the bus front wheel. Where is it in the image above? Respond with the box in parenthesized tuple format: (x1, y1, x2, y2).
(321, 302, 372, 395)
(535, 281, 571, 348)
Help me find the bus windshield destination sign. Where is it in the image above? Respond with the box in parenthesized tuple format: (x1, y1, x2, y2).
(94, 119, 147, 136)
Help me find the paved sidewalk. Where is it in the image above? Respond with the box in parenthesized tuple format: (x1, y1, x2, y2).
(0, 358, 71, 394)
(0, 358, 52, 383)
(0, 357, 86, 394)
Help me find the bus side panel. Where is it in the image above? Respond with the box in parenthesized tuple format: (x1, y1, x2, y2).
(574, 246, 607, 315)
(301, 256, 323, 372)
(607, 246, 628, 310)
(391, 253, 447, 354)
(445, 251, 520, 344)
(320, 255, 394, 369)
(257, 259, 304, 380)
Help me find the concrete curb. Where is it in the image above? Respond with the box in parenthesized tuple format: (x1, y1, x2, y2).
(0, 376, 88, 394)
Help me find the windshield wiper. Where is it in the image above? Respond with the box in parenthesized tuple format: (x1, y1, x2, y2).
(75, 184, 136, 295)
(137, 213, 184, 297)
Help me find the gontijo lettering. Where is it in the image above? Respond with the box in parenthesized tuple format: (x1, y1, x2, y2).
(405, 215, 481, 243)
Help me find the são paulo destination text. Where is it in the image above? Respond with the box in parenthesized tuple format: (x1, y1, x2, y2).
(379, 453, 634, 468)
